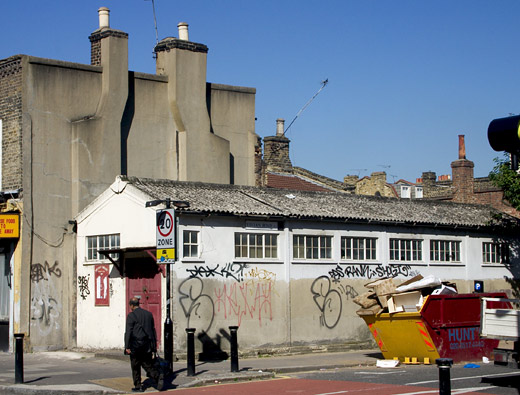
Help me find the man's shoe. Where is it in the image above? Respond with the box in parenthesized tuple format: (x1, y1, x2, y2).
(131, 387, 144, 393)
(157, 373, 165, 391)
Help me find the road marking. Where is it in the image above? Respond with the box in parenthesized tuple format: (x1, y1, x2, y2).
(407, 371, 516, 385)
(355, 370, 407, 375)
(315, 391, 350, 395)
(391, 387, 498, 395)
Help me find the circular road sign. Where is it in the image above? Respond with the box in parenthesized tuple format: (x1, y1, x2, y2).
(157, 210, 174, 238)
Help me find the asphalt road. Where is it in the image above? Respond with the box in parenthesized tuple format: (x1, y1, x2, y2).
(163, 363, 520, 395)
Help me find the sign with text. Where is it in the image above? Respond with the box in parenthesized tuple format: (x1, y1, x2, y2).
(156, 208, 175, 264)
(0, 214, 19, 238)
(94, 264, 110, 306)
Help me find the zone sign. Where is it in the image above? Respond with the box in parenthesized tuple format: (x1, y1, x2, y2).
(156, 208, 175, 252)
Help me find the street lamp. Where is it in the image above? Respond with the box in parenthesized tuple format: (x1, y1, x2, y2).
(145, 198, 190, 371)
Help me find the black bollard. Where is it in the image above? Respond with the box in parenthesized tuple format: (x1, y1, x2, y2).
(14, 333, 24, 384)
(164, 317, 173, 373)
(436, 358, 453, 395)
(229, 326, 239, 372)
(186, 328, 196, 377)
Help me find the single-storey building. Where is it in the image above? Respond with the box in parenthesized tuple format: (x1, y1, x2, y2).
(75, 175, 519, 355)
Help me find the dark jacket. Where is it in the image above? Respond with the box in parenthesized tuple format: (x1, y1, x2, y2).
(124, 307, 157, 353)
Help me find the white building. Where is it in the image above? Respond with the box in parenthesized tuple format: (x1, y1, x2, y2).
(75, 176, 519, 355)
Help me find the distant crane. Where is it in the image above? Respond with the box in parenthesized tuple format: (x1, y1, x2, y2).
(145, 0, 160, 46)
(285, 79, 328, 134)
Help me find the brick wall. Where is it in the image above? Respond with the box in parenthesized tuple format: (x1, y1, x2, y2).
(263, 135, 293, 173)
(89, 29, 129, 66)
(0, 56, 23, 190)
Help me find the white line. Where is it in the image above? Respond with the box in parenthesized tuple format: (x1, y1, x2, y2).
(407, 371, 516, 385)
(355, 370, 407, 375)
(391, 387, 497, 395)
(315, 391, 350, 395)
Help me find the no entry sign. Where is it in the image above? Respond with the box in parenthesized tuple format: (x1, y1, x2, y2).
(156, 208, 175, 263)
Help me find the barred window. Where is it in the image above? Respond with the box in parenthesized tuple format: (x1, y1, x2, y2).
(482, 242, 510, 264)
(389, 239, 422, 262)
(430, 240, 461, 263)
(183, 230, 199, 258)
(341, 237, 377, 260)
(87, 234, 120, 261)
(293, 235, 332, 260)
(234, 233, 277, 259)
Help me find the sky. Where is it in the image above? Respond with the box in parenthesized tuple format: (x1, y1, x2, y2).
(2, 1, 519, 184)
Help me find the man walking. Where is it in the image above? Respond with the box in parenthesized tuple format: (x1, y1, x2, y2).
(125, 297, 164, 392)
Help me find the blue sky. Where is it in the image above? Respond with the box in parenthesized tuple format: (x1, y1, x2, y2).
(2, 1, 519, 183)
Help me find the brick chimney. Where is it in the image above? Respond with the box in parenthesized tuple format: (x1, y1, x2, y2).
(451, 135, 475, 203)
(89, 7, 129, 66)
(263, 119, 293, 173)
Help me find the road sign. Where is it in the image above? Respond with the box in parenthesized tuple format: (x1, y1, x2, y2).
(156, 209, 175, 264)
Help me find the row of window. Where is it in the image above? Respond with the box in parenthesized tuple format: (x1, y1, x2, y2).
(86, 232, 510, 265)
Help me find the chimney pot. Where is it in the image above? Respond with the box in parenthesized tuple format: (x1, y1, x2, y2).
(98, 7, 110, 29)
(458, 134, 466, 160)
(178, 22, 189, 40)
(276, 118, 285, 136)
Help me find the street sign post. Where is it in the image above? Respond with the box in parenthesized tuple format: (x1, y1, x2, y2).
(156, 208, 175, 264)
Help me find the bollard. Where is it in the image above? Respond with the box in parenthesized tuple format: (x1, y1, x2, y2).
(14, 333, 24, 384)
(229, 326, 239, 372)
(436, 358, 453, 395)
(186, 328, 196, 377)
(164, 316, 173, 373)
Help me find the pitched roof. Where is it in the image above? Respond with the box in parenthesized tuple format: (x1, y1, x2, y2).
(266, 173, 334, 192)
(123, 176, 517, 230)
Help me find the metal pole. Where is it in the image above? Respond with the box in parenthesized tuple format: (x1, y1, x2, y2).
(164, 263, 173, 372)
(186, 328, 196, 376)
(229, 326, 239, 372)
(436, 358, 453, 395)
(14, 333, 24, 384)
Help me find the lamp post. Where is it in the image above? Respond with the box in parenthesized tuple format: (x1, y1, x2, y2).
(145, 198, 190, 372)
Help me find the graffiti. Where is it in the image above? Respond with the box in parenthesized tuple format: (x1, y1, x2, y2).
(246, 267, 276, 281)
(179, 277, 215, 332)
(311, 276, 342, 329)
(31, 279, 61, 336)
(30, 261, 62, 283)
(186, 263, 248, 282)
(214, 279, 273, 327)
(336, 284, 359, 300)
(78, 275, 90, 300)
(328, 264, 413, 281)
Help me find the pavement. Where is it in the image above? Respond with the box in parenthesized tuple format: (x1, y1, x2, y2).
(0, 348, 383, 394)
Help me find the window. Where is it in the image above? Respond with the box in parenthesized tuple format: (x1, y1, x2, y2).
(234, 233, 277, 259)
(415, 187, 423, 199)
(183, 230, 199, 258)
(482, 242, 510, 264)
(293, 235, 332, 260)
(87, 234, 120, 261)
(430, 240, 461, 262)
(401, 186, 411, 199)
(341, 237, 377, 260)
(389, 238, 422, 262)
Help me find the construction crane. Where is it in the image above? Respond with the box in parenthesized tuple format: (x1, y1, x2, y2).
(285, 79, 328, 134)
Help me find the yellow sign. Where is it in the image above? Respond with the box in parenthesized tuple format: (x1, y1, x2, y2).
(0, 214, 19, 238)
(156, 248, 175, 264)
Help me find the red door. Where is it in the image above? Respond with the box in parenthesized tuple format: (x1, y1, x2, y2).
(126, 259, 162, 349)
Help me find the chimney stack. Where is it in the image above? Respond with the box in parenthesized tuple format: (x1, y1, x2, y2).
(458, 134, 466, 160)
(178, 22, 189, 40)
(98, 7, 110, 29)
(276, 119, 285, 136)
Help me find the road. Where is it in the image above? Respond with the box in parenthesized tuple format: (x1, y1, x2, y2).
(164, 363, 520, 394)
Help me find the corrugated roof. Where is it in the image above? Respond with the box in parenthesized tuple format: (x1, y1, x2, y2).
(124, 176, 518, 229)
(266, 173, 334, 192)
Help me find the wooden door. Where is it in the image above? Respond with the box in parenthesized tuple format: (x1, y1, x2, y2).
(126, 259, 162, 348)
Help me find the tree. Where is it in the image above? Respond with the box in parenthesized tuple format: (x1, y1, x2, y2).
(489, 154, 520, 210)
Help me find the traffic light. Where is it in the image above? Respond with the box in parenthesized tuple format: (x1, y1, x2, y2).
(488, 115, 520, 170)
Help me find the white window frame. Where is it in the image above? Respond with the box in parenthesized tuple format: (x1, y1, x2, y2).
(234, 232, 278, 260)
(389, 238, 422, 262)
(86, 234, 120, 262)
(293, 235, 332, 260)
(341, 236, 377, 261)
(482, 241, 509, 264)
(183, 230, 199, 258)
(401, 185, 411, 199)
(430, 240, 461, 263)
(415, 187, 423, 199)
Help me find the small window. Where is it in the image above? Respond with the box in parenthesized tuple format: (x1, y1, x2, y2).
(293, 235, 332, 260)
(87, 234, 120, 261)
(415, 187, 423, 199)
(341, 237, 377, 260)
(482, 242, 509, 264)
(183, 230, 199, 258)
(389, 238, 422, 262)
(401, 186, 411, 199)
(234, 233, 277, 259)
(430, 240, 461, 262)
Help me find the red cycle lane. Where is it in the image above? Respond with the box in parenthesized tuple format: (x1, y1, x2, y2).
(161, 378, 494, 395)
